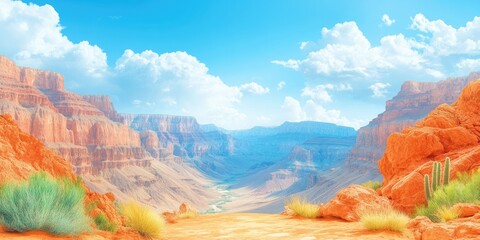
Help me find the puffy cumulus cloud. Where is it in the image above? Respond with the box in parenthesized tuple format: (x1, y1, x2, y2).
(0, 0, 108, 91)
(456, 59, 480, 73)
(273, 21, 427, 78)
(411, 14, 480, 56)
(281, 96, 365, 129)
(369, 82, 391, 98)
(277, 81, 286, 90)
(382, 14, 395, 26)
(239, 82, 270, 95)
(274, 14, 480, 86)
(114, 49, 247, 129)
(301, 83, 352, 102)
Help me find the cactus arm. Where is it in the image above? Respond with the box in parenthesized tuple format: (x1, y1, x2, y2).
(444, 157, 450, 185)
(432, 162, 438, 192)
(424, 174, 431, 201)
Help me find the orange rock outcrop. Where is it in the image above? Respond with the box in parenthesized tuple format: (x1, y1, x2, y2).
(379, 80, 480, 213)
(346, 73, 480, 170)
(319, 185, 392, 221)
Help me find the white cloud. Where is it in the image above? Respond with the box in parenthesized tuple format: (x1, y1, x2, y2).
(0, 0, 108, 91)
(369, 82, 391, 97)
(114, 49, 246, 129)
(302, 84, 333, 102)
(274, 14, 480, 84)
(281, 96, 365, 129)
(239, 82, 270, 95)
(277, 81, 286, 90)
(301, 83, 352, 103)
(411, 14, 480, 56)
(300, 41, 311, 50)
(382, 14, 395, 26)
(272, 21, 426, 78)
(456, 59, 480, 73)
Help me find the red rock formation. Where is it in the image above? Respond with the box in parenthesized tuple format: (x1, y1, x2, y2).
(83, 95, 124, 122)
(319, 185, 392, 221)
(0, 55, 220, 212)
(379, 80, 480, 213)
(0, 55, 151, 175)
(0, 114, 124, 229)
(346, 73, 480, 168)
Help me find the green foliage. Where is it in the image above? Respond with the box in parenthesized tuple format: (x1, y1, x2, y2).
(424, 175, 431, 201)
(444, 157, 450, 185)
(94, 213, 117, 232)
(0, 172, 91, 235)
(424, 158, 451, 200)
(416, 168, 480, 222)
(361, 180, 382, 191)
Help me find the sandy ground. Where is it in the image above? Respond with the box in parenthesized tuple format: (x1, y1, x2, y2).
(165, 213, 414, 240)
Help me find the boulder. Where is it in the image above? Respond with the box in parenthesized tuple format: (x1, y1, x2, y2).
(319, 185, 392, 221)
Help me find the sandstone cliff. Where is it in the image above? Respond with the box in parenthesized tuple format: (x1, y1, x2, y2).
(346, 73, 480, 169)
(0, 55, 220, 211)
(379, 80, 480, 213)
(0, 114, 124, 228)
(121, 114, 234, 176)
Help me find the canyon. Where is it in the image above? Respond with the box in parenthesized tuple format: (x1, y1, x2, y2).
(2, 53, 480, 216)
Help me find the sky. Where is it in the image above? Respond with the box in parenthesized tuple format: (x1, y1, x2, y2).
(1, 0, 480, 130)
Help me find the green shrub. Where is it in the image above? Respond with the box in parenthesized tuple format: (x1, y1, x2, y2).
(416, 168, 480, 222)
(0, 172, 91, 235)
(361, 180, 382, 191)
(285, 197, 320, 219)
(94, 213, 117, 232)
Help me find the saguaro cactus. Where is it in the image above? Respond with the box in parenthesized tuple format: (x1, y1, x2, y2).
(424, 174, 431, 201)
(424, 157, 451, 201)
(444, 157, 450, 185)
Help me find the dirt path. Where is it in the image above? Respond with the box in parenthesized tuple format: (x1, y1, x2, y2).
(165, 213, 413, 240)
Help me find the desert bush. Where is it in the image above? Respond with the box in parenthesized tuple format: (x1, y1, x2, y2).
(0, 172, 91, 235)
(361, 180, 382, 191)
(285, 197, 320, 218)
(435, 206, 459, 222)
(416, 168, 480, 222)
(120, 201, 165, 238)
(94, 213, 118, 232)
(360, 208, 410, 232)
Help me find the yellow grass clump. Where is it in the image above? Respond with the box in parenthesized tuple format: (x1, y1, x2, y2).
(285, 196, 320, 219)
(436, 206, 459, 222)
(360, 208, 410, 232)
(120, 201, 166, 238)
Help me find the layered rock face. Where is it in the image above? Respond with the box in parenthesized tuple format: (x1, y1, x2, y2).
(0, 55, 220, 211)
(346, 73, 480, 168)
(0, 114, 124, 227)
(0, 55, 151, 175)
(121, 114, 234, 175)
(379, 80, 480, 213)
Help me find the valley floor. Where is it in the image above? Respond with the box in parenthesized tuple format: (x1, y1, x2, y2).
(165, 213, 412, 240)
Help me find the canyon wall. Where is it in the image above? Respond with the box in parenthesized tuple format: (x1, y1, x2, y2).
(0, 55, 219, 211)
(346, 72, 480, 169)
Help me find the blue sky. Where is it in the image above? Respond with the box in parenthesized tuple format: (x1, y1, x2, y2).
(1, 0, 480, 129)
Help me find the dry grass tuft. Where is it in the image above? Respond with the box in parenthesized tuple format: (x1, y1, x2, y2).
(120, 201, 165, 238)
(285, 196, 320, 219)
(360, 208, 410, 232)
(436, 206, 459, 222)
